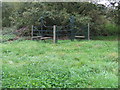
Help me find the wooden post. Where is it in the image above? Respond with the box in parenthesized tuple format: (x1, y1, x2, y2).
(88, 23, 90, 40)
(31, 25, 33, 40)
(53, 25, 57, 43)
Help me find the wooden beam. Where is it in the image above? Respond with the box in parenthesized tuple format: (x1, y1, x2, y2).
(75, 36, 85, 38)
(41, 37, 52, 40)
(53, 25, 57, 43)
(31, 25, 33, 40)
(88, 23, 90, 40)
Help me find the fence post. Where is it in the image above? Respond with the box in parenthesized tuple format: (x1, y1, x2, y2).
(40, 17, 44, 36)
(88, 23, 90, 40)
(69, 16, 75, 41)
(53, 25, 57, 43)
(31, 25, 33, 40)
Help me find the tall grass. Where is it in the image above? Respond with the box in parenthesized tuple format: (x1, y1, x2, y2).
(1, 40, 118, 88)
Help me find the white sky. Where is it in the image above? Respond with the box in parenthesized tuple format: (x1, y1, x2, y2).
(98, 0, 118, 6)
(98, 0, 110, 5)
(0, 0, 119, 6)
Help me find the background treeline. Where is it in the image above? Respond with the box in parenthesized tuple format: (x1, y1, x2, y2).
(2, 2, 119, 37)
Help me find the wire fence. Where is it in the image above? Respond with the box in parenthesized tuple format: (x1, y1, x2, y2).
(31, 23, 89, 43)
(1, 23, 90, 43)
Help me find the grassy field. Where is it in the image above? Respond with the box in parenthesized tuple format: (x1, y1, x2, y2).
(1, 40, 118, 88)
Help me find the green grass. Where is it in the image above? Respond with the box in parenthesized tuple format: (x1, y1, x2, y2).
(1, 27, 17, 42)
(1, 40, 118, 88)
(92, 35, 118, 41)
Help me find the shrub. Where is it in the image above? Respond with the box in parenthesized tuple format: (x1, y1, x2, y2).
(104, 23, 118, 35)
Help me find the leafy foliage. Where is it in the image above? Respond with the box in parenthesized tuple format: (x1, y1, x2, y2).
(2, 2, 118, 36)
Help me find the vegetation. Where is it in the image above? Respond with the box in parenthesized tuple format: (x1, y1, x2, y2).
(1, 1, 119, 88)
(1, 40, 118, 88)
(2, 2, 119, 37)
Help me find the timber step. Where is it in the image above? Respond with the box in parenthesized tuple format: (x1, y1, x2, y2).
(41, 37, 52, 40)
(32, 36, 52, 40)
(75, 36, 85, 38)
(32, 36, 42, 38)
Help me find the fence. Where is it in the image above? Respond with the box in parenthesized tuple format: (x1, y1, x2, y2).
(31, 22, 90, 43)
(31, 16, 90, 43)
(1, 16, 90, 43)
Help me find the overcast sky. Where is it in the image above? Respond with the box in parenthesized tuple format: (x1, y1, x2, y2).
(0, 0, 119, 6)
(98, 0, 118, 6)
